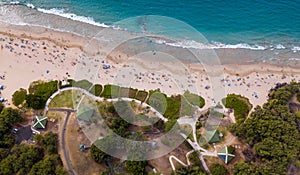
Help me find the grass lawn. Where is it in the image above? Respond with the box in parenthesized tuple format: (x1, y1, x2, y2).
(100, 84, 121, 98)
(48, 90, 74, 109)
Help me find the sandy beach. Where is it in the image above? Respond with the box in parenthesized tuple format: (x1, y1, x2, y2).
(0, 22, 299, 110)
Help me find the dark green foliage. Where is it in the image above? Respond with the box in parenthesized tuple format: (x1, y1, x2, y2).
(34, 131, 58, 154)
(196, 121, 202, 129)
(26, 81, 58, 109)
(0, 148, 9, 162)
(173, 166, 205, 175)
(12, 88, 27, 106)
(210, 163, 228, 175)
(222, 94, 252, 123)
(31, 80, 58, 99)
(25, 94, 45, 110)
(147, 90, 205, 120)
(90, 143, 109, 164)
(110, 117, 130, 137)
(125, 161, 147, 175)
(89, 84, 103, 96)
(0, 105, 66, 175)
(147, 90, 167, 113)
(0, 108, 22, 147)
(135, 90, 148, 102)
(233, 162, 257, 175)
(100, 84, 121, 98)
(183, 91, 205, 108)
(0, 144, 44, 175)
(147, 91, 181, 120)
(164, 119, 179, 132)
(227, 145, 235, 154)
(28, 154, 66, 175)
(0, 103, 3, 113)
(233, 83, 300, 174)
(297, 93, 300, 102)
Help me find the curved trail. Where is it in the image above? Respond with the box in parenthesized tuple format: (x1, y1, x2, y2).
(44, 86, 220, 174)
(44, 86, 168, 122)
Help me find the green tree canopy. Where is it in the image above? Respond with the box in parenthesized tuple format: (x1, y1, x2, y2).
(12, 88, 27, 107)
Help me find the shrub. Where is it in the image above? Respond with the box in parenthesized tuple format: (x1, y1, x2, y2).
(89, 84, 103, 96)
(222, 94, 252, 123)
(210, 163, 228, 175)
(135, 90, 148, 102)
(12, 88, 27, 107)
(100, 84, 120, 98)
(183, 91, 205, 108)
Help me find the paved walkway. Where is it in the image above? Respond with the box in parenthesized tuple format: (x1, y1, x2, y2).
(44, 87, 168, 122)
(44, 87, 223, 175)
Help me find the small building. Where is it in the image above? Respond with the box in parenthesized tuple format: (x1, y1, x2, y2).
(0, 85, 3, 90)
(0, 97, 4, 102)
(77, 106, 94, 122)
(205, 129, 220, 143)
(218, 146, 235, 164)
(33, 116, 48, 129)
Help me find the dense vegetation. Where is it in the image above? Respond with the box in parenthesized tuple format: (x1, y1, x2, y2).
(0, 101, 66, 175)
(183, 91, 205, 108)
(222, 94, 252, 123)
(67, 79, 93, 90)
(172, 166, 205, 175)
(26, 80, 58, 109)
(34, 132, 59, 154)
(89, 84, 103, 96)
(100, 84, 121, 98)
(90, 142, 110, 164)
(0, 108, 22, 147)
(233, 82, 300, 174)
(12, 88, 27, 107)
(126, 161, 148, 175)
(210, 163, 228, 175)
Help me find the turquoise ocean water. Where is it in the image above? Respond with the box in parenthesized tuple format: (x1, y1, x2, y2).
(0, 0, 300, 64)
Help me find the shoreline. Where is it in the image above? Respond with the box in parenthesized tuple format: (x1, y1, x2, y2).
(0, 22, 299, 109)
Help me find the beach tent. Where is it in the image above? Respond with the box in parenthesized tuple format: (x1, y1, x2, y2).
(205, 129, 220, 143)
(76, 106, 94, 122)
(33, 116, 48, 129)
(102, 64, 111, 69)
(218, 146, 235, 164)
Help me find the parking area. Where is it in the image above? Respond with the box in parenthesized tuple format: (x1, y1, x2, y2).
(14, 125, 33, 144)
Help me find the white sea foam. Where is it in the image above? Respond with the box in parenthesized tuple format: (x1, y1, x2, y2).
(9, 1, 20, 5)
(275, 44, 286, 49)
(26, 3, 35, 9)
(36, 8, 110, 28)
(154, 39, 267, 50)
(288, 58, 300, 61)
(291, 46, 300, 53)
